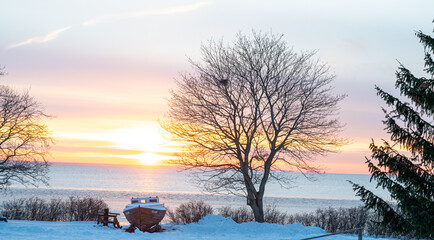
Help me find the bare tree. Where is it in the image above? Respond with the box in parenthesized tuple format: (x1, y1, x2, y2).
(162, 32, 346, 222)
(0, 68, 53, 190)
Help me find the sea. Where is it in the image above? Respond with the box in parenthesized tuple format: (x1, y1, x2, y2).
(1, 165, 390, 223)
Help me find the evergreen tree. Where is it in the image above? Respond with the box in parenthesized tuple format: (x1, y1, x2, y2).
(350, 26, 433, 238)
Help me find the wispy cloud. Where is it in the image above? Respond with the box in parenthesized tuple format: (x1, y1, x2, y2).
(83, 1, 211, 26)
(7, 26, 72, 49)
(5, 2, 210, 49)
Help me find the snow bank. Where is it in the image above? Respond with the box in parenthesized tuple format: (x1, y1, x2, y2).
(178, 214, 326, 239)
(0, 214, 396, 240)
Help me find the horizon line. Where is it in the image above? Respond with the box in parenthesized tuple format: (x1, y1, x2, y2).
(49, 161, 368, 175)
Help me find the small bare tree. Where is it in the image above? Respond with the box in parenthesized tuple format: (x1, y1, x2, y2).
(162, 32, 346, 222)
(0, 68, 53, 190)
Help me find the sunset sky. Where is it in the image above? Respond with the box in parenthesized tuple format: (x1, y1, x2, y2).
(1, 0, 433, 174)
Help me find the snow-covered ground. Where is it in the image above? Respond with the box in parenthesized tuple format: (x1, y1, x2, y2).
(0, 214, 396, 240)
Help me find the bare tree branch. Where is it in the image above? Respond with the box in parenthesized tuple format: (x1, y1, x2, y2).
(161, 31, 347, 222)
(0, 80, 53, 190)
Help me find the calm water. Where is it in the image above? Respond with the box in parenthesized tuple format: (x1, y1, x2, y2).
(2, 165, 389, 222)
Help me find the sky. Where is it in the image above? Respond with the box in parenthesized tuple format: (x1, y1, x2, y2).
(0, 0, 433, 174)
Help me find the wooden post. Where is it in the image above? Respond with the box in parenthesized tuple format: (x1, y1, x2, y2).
(358, 228, 363, 240)
(103, 208, 109, 226)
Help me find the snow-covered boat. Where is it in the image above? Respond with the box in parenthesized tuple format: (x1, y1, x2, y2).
(123, 196, 166, 232)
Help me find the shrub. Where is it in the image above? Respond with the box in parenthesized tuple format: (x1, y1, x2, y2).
(1, 196, 108, 221)
(25, 197, 49, 221)
(168, 200, 214, 224)
(219, 205, 288, 224)
(219, 205, 402, 237)
(286, 207, 368, 233)
(46, 198, 65, 221)
(66, 197, 108, 221)
(285, 206, 410, 238)
(219, 206, 254, 223)
(1, 198, 26, 220)
(264, 204, 288, 225)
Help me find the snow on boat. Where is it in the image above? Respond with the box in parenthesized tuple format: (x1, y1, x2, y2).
(123, 196, 166, 232)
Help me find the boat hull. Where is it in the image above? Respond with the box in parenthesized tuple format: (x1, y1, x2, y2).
(123, 206, 166, 231)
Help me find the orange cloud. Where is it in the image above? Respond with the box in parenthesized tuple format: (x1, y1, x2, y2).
(51, 154, 142, 166)
(51, 145, 143, 155)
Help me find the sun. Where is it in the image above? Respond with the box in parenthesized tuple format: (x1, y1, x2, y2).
(52, 121, 176, 167)
(107, 122, 174, 166)
(134, 152, 167, 166)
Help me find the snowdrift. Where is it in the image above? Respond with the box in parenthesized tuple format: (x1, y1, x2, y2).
(0, 214, 396, 240)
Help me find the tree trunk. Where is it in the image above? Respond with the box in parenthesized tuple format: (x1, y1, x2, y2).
(246, 187, 264, 222)
(250, 197, 264, 222)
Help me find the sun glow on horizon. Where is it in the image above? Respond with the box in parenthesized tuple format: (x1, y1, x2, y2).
(108, 124, 175, 166)
(49, 120, 376, 173)
(52, 121, 177, 166)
